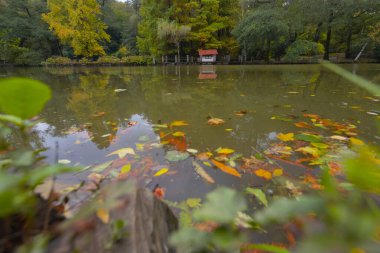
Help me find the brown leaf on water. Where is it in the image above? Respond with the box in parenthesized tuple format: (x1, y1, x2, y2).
(294, 121, 312, 129)
(92, 111, 106, 117)
(197, 152, 213, 160)
(235, 110, 248, 116)
(211, 159, 241, 178)
(207, 118, 225, 125)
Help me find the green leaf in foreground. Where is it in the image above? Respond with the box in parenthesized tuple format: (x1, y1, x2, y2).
(193, 187, 246, 223)
(0, 78, 51, 119)
(246, 187, 268, 206)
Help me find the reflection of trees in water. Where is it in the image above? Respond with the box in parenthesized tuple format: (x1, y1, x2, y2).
(67, 74, 119, 149)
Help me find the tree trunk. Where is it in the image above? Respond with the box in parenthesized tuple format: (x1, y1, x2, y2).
(176, 42, 180, 65)
(314, 22, 322, 42)
(265, 33, 271, 62)
(345, 21, 353, 59)
(323, 13, 334, 60)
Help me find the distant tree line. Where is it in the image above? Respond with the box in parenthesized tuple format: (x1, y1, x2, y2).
(0, 0, 380, 65)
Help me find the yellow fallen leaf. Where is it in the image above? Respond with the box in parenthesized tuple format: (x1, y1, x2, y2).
(255, 169, 272, 180)
(273, 168, 283, 177)
(107, 148, 136, 158)
(75, 140, 81, 144)
(120, 164, 131, 174)
(154, 168, 169, 177)
(96, 208, 109, 224)
(207, 118, 225, 125)
(277, 133, 294, 142)
(225, 128, 233, 132)
(211, 159, 241, 178)
(170, 120, 189, 127)
(296, 146, 320, 157)
(350, 137, 364, 146)
(173, 131, 185, 137)
(217, 148, 235, 155)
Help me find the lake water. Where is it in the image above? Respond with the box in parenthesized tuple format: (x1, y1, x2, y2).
(1, 64, 380, 204)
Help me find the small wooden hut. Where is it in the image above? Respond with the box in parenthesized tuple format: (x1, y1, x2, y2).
(199, 49, 218, 64)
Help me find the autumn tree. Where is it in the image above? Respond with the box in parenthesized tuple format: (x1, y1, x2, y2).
(43, 0, 110, 58)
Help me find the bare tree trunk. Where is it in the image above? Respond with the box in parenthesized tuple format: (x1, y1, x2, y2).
(323, 13, 333, 60)
(176, 42, 180, 65)
(354, 41, 368, 62)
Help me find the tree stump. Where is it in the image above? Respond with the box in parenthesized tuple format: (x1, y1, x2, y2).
(49, 182, 178, 253)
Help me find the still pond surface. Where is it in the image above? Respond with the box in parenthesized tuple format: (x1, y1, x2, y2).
(1, 64, 380, 204)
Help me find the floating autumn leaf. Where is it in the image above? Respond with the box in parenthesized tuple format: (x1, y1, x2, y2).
(197, 152, 213, 160)
(264, 144, 293, 156)
(207, 117, 225, 125)
(330, 135, 348, 141)
(311, 142, 329, 149)
(211, 159, 241, 178)
(295, 133, 323, 143)
(235, 110, 248, 116)
(58, 159, 71, 164)
(120, 164, 131, 174)
(273, 168, 283, 177)
(303, 113, 320, 120)
(328, 161, 342, 175)
(154, 168, 169, 177)
(225, 128, 233, 132)
(186, 148, 198, 154)
(165, 150, 189, 162)
(193, 161, 215, 184)
(92, 160, 113, 172)
(296, 146, 320, 157)
(170, 120, 189, 127)
(242, 156, 266, 168)
(107, 148, 136, 158)
(277, 133, 294, 142)
(254, 169, 272, 180)
(92, 111, 106, 117)
(217, 148, 235, 155)
(96, 208, 109, 224)
(173, 131, 185, 137)
(294, 121, 312, 129)
(350, 137, 364, 146)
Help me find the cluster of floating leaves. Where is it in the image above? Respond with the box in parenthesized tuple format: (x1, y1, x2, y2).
(53, 110, 372, 224)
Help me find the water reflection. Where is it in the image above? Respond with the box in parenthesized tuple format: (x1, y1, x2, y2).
(199, 65, 217, 79)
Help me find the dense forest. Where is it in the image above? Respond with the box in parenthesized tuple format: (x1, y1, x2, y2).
(0, 0, 380, 65)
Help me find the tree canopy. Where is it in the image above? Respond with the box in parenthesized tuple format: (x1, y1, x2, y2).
(0, 0, 380, 64)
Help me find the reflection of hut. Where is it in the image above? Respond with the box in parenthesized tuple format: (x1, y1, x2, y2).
(199, 49, 218, 64)
(198, 65, 217, 79)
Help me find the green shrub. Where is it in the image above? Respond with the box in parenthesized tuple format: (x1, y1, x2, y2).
(43, 56, 73, 65)
(97, 55, 122, 64)
(121, 55, 153, 65)
(284, 40, 325, 62)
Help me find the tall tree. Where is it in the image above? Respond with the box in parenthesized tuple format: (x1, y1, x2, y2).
(157, 20, 190, 62)
(0, 0, 57, 64)
(43, 0, 110, 57)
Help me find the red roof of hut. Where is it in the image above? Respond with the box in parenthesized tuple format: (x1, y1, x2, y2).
(198, 49, 218, 56)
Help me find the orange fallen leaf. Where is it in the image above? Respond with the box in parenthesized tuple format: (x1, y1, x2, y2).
(211, 159, 241, 178)
(254, 169, 272, 180)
